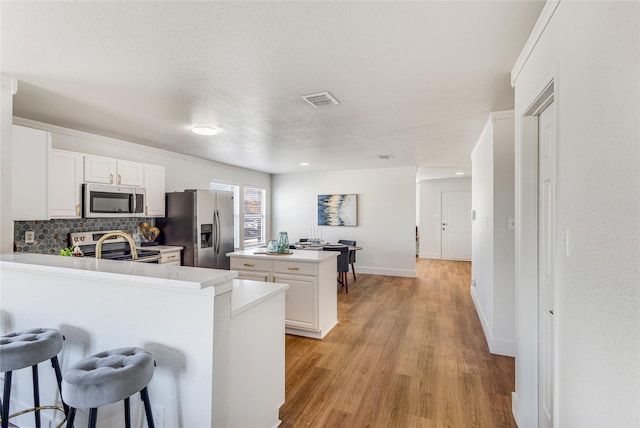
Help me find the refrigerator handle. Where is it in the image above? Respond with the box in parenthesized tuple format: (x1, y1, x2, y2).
(214, 209, 220, 255)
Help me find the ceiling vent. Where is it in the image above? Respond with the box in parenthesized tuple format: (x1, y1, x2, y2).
(302, 92, 340, 108)
(378, 154, 394, 160)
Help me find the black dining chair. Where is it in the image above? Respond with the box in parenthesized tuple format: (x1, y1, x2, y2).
(338, 240, 357, 280)
(323, 246, 350, 293)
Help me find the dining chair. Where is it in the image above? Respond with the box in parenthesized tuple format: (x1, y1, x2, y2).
(338, 240, 357, 280)
(322, 246, 349, 293)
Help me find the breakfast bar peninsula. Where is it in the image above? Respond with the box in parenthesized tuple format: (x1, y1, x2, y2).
(0, 253, 287, 428)
(228, 249, 339, 339)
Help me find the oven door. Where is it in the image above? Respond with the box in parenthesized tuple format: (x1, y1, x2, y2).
(83, 183, 137, 218)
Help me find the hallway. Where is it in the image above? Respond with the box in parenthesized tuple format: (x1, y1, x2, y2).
(280, 259, 516, 427)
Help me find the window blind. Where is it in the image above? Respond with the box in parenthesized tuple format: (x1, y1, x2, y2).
(244, 186, 265, 247)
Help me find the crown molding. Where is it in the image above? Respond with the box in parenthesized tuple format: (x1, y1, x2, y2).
(511, 0, 561, 87)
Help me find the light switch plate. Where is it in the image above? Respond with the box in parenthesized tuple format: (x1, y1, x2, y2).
(24, 231, 35, 244)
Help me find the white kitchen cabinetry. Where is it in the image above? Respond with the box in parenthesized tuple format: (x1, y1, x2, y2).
(84, 155, 144, 187)
(143, 164, 165, 217)
(49, 150, 83, 218)
(229, 250, 338, 339)
(12, 125, 50, 220)
(152, 246, 182, 266)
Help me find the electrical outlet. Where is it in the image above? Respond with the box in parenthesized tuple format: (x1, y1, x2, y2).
(151, 404, 163, 428)
(24, 231, 35, 244)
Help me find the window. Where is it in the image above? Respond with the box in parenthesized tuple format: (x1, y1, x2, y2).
(210, 182, 240, 248)
(244, 186, 265, 247)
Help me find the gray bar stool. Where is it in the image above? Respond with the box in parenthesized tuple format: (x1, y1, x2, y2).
(62, 347, 155, 428)
(0, 327, 68, 428)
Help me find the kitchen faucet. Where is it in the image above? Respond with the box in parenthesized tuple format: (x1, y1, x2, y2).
(95, 231, 138, 260)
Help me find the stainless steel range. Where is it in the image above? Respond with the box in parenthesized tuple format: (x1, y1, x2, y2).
(69, 230, 161, 263)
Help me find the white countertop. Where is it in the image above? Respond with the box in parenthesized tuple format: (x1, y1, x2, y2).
(227, 248, 338, 262)
(231, 279, 288, 317)
(0, 253, 237, 293)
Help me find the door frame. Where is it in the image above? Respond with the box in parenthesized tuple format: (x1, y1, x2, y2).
(514, 75, 559, 427)
(440, 191, 471, 260)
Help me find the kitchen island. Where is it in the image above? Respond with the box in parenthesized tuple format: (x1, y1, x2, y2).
(228, 249, 339, 339)
(0, 253, 287, 428)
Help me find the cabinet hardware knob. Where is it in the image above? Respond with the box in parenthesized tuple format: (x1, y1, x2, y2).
(264, 275, 268, 282)
(118, 174, 122, 184)
(110, 173, 114, 184)
(243, 263, 255, 267)
(76, 204, 80, 216)
(288, 267, 300, 271)
(272, 276, 276, 282)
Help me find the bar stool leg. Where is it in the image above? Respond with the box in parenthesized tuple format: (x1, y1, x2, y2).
(32, 365, 41, 427)
(65, 407, 76, 428)
(124, 397, 131, 428)
(2, 372, 12, 428)
(88, 408, 98, 428)
(51, 356, 69, 416)
(140, 387, 155, 428)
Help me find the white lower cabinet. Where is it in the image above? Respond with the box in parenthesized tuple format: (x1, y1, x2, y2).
(152, 246, 183, 266)
(229, 251, 338, 339)
(274, 273, 316, 330)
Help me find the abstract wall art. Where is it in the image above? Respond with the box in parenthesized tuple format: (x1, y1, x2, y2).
(317, 194, 358, 226)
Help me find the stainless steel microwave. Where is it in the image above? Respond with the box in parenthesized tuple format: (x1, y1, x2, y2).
(83, 183, 145, 218)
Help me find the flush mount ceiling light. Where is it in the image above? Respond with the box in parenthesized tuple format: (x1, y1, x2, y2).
(300, 162, 310, 166)
(191, 126, 218, 136)
(378, 154, 394, 160)
(455, 171, 465, 175)
(301, 91, 340, 108)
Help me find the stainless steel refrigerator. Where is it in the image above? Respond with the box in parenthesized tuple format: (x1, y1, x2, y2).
(157, 189, 235, 269)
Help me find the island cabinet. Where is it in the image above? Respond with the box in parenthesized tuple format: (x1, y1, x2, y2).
(229, 249, 339, 339)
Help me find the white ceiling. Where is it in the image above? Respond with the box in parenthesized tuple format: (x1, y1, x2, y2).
(1, 1, 544, 178)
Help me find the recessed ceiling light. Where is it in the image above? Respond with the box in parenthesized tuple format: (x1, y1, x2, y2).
(300, 162, 310, 166)
(455, 172, 465, 175)
(191, 126, 218, 136)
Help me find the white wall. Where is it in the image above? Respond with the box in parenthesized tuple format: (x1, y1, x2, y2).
(418, 178, 471, 259)
(470, 111, 515, 357)
(512, 2, 640, 427)
(272, 167, 416, 277)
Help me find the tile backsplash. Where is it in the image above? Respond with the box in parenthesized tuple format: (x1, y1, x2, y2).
(14, 218, 156, 255)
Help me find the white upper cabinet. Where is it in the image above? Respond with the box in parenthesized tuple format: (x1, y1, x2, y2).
(49, 150, 83, 218)
(84, 155, 143, 187)
(143, 164, 165, 217)
(12, 125, 50, 220)
(117, 160, 144, 187)
(83, 155, 116, 184)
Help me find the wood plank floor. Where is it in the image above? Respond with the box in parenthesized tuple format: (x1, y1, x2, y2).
(279, 259, 516, 427)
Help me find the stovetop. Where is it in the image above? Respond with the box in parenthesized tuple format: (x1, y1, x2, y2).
(69, 230, 160, 262)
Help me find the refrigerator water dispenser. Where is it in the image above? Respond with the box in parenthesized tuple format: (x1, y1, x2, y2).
(201, 224, 213, 248)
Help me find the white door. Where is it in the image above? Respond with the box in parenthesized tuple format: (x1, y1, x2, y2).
(538, 102, 556, 428)
(441, 191, 471, 260)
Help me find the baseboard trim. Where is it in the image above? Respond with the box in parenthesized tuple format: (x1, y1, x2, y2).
(470, 286, 516, 357)
(512, 391, 521, 427)
(356, 267, 416, 278)
(418, 252, 441, 259)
